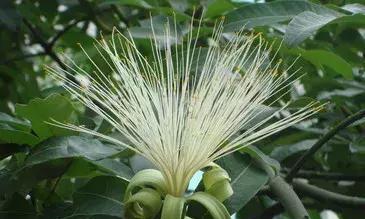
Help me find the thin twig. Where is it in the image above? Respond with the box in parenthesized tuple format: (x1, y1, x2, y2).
(282, 168, 365, 181)
(44, 160, 74, 203)
(286, 109, 365, 182)
(23, 18, 67, 70)
(48, 19, 84, 48)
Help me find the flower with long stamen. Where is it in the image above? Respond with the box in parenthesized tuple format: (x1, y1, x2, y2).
(46, 19, 322, 199)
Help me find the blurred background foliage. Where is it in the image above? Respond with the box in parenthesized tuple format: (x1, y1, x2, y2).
(0, 0, 365, 218)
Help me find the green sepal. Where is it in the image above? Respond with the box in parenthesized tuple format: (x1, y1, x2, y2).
(124, 188, 162, 219)
(203, 164, 233, 202)
(161, 194, 186, 219)
(186, 192, 230, 219)
(124, 169, 167, 201)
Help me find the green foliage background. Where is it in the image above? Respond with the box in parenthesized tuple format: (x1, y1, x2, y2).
(0, 0, 365, 218)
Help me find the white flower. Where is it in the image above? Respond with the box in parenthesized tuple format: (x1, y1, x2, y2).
(47, 20, 322, 196)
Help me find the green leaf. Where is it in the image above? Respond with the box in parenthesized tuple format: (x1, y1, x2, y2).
(98, 0, 152, 9)
(68, 176, 128, 218)
(285, 12, 365, 46)
(0, 123, 39, 146)
(26, 136, 122, 166)
(288, 97, 318, 109)
(15, 94, 76, 141)
(270, 139, 317, 162)
(342, 4, 365, 14)
(242, 105, 277, 130)
(224, 0, 337, 31)
(318, 88, 364, 99)
(284, 11, 340, 46)
(161, 195, 186, 219)
(299, 49, 353, 79)
(350, 139, 365, 154)
(0, 112, 39, 145)
(0, 159, 71, 196)
(0, 112, 31, 131)
(204, 0, 235, 18)
(168, 0, 190, 12)
(89, 158, 134, 181)
(0, 193, 37, 219)
(186, 192, 230, 219)
(127, 16, 184, 44)
(217, 153, 268, 213)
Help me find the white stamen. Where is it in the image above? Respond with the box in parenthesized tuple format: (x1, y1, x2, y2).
(46, 20, 323, 196)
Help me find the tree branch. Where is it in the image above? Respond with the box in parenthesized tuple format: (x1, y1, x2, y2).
(48, 19, 82, 48)
(286, 109, 365, 182)
(282, 168, 365, 181)
(23, 18, 67, 71)
(293, 179, 365, 207)
(268, 176, 309, 219)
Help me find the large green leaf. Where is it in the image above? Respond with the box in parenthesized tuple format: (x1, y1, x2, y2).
(299, 49, 353, 79)
(0, 123, 39, 146)
(0, 112, 39, 145)
(89, 158, 134, 181)
(67, 176, 128, 218)
(224, 0, 337, 31)
(204, 0, 235, 18)
(285, 12, 365, 46)
(98, 0, 152, 9)
(217, 153, 268, 213)
(25, 136, 122, 166)
(270, 139, 317, 162)
(15, 94, 76, 141)
(284, 11, 340, 46)
(0, 112, 31, 131)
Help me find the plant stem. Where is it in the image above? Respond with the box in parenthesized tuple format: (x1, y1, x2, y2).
(286, 109, 365, 182)
(282, 168, 365, 181)
(293, 179, 365, 207)
(268, 176, 309, 219)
